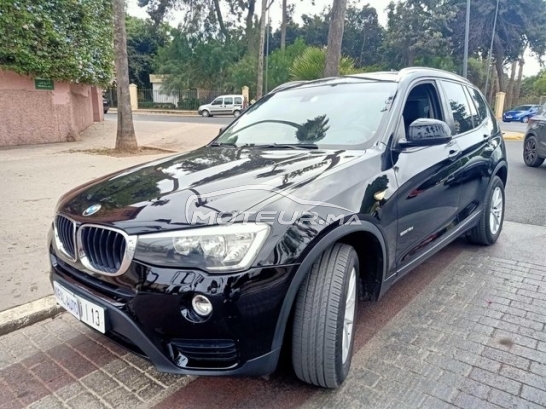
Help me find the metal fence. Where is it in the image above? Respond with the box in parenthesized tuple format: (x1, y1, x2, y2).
(138, 89, 229, 110)
(104, 87, 232, 110)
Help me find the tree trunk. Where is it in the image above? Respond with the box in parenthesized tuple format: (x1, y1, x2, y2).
(488, 68, 497, 104)
(256, 0, 268, 99)
(505, 60, 517, 109)
(113, 0, 138, 152)
(280, 0, 287, 51)
(324, 0, 348, 77)
(514, 56, 525, 101)
(246, 0, 256, 48)
(212, 0, 230, 43)
(493, 37, 506, 92)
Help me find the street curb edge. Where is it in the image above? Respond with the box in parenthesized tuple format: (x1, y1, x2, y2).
(0, 296, 63, 337)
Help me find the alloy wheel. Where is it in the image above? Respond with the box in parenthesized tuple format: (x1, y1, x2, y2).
(489, 186, 503, 236)
(342, 267, 357, 364)
(525, 138, 538, 163)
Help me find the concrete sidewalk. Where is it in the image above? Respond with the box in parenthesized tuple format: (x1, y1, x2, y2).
(1, 222, 546, 408)
(0, 119, 219, 313)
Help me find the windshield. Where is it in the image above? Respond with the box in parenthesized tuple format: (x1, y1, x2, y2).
(216, 81, 397, 148)
(514, 105, 532, 111)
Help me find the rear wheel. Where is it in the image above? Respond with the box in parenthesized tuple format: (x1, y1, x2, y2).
(468, 176, 505, 245)
(522, 116, 530, 123)
(523, 135, 545, 167)
(292, 243, 359, 388)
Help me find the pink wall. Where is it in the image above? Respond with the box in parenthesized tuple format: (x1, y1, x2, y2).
(0, 70, 103, 146)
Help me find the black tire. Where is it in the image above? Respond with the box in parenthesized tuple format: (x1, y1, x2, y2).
(523, 135, 545, 167)
(201, 110, 210, 118)
(522, 116, 530, 123)
(292, 243, 359, 388)
(233, 110, 241, 118)
(468, 176, 505, 245)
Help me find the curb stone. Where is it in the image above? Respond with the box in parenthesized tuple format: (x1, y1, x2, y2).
(0, 295, 63, 336)
(110, 108, 199, 117)
(503, 132, 524, 141)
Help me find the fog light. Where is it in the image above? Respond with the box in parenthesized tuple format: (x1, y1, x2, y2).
(192, 295, 213, 317)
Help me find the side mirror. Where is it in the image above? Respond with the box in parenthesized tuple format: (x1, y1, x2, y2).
(219, 126, 226, 135)
(400, 118, 452, 147)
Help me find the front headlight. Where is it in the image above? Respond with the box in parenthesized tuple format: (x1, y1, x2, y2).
(134, 223, 270, 272)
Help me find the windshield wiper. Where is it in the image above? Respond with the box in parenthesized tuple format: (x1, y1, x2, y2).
(255, 143, 319, 150)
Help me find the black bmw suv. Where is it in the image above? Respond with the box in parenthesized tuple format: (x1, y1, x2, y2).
(49, 68, 507, 389)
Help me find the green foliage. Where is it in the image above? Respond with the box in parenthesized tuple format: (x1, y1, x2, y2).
(266, 38, 308, 90)
(154, 28, 245, 92)
(383, 0, 456, 69)
(0, 0, 114, 85)
(533, 73, 546, 96)
(126, 16, 169, 87)
(289, 47, 358, 81)
(177, 98, 201, 110)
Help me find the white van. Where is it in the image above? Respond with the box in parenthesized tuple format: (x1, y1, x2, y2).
(198, 95, 245, 117)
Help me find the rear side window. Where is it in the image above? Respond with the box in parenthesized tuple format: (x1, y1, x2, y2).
(224, 97, 234, 105)
(467, 87, 489, 125)
(234, 97, 243, 105)
(441, 81, 474, 134)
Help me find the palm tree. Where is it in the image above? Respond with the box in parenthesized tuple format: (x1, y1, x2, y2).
(112, 0, 138, 152)
(324, 0, 348, 77)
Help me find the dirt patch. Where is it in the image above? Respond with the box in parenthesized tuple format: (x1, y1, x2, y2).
(65, 146, 174, 157)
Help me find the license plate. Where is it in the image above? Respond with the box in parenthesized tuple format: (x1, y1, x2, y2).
(53, 282, 106, 333)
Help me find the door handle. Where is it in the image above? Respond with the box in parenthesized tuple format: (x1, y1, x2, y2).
(448, 149, 461, 160)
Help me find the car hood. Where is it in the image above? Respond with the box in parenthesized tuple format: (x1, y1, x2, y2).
(58, 146, 364, 234)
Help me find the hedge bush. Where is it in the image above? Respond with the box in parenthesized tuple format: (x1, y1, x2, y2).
(177, 98, 201, 110)
(0, 0, 114, 85)
(139, 102, 177, 109)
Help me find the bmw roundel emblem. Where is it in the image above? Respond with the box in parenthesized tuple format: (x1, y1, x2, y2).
(82, 204, 101, 216)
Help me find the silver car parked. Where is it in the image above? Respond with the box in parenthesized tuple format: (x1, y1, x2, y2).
(198, 95, 245, 117)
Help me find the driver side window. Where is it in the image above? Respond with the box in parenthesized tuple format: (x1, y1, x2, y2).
(402, 84, 443, 138)
(211, 98, 223, 106)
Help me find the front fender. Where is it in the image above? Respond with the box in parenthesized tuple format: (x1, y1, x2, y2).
(270, 221, 387, 351)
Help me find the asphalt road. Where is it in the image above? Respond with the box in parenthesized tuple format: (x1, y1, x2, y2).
(105, 112, 233, 125)
(504, 139, 546, 227)
(500, 121, 527, 134)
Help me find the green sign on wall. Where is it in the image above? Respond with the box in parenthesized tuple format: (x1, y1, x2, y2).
(35, 79, 54, 90)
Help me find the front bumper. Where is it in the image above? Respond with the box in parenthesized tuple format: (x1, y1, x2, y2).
(49, 251, 298, 376)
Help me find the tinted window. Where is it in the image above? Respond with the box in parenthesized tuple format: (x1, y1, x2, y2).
(442, 81, 474, 134)
(217, 81, 397, 148)
(211, 98, 223, 106)
(224, 97, 234, 105)
(234, 97, 243, 105)
(467, 87, 488, 125)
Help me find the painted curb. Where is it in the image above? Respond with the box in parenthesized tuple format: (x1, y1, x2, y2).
(0, 295, 63, 336)
(503, 132, 524, 141)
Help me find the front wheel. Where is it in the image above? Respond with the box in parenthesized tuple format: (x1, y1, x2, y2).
(468, 176, 505, 245)
(524, 135, 545, 167)
(233, 110, 241, 118)
(522, 116, 529, 123)
(201, 110, 210, 118)
(292, 243, 359, 388)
